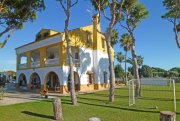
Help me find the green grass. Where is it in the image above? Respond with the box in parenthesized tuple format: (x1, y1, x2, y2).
(0, 84, 180, 121)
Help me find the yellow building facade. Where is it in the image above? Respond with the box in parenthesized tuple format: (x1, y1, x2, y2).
(16, 15, 114, 93)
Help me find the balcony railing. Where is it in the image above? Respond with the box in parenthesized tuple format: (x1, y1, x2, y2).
(46, 58, 59, 66)
(19, 63, 27, 69)
(31, 61, 40, 68)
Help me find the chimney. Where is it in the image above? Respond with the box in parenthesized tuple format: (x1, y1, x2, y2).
(92, 14, 101, 50)
(93, 14, 101, 32)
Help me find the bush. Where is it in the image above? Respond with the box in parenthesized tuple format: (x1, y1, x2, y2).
(0, 79, 6, 86)
(171, 78, 180, 83)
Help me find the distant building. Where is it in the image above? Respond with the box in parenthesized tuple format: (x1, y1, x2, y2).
(15, 14, 114, 93)
(0, 71, 16, 83)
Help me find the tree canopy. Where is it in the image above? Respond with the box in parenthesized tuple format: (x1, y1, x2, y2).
(141, 65, 153, 77)
(0, 0, 45, 48)
(117, 52, 124, 63)
(121, 0, 149, 34)
(120, 33, 133, 51)
(169, 67, 180, 73)
(115, 64, 124, 78)
(110, 29, 119, 47)
(162, 0, 180, 49)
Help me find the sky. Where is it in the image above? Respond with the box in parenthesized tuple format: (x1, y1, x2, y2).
(0, 0, 179, 71)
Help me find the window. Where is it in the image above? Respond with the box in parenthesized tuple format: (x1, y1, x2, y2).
(102, 39, 105, 49)
(86, 33, 92, 45)
(20, 56, 27, 64)
(44, 32, 49, 38)
(74, 52, 79, 65)
(48, 53, 55, 59)
(103, 71, 107, 83)
(36, 35, 41, 41)
(87, 71, 94, 84)
(75, 52, 79, 59)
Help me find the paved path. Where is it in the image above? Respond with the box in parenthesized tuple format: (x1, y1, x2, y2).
(0, 83, 125, 106)
(0, 91, 42, 106)
(0, 83, 44, 106)
(0, 83, 68, 106)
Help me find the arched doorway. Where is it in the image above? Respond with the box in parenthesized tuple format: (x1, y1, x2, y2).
(30, 73, 41, 90)
(18, 73, 27, 89)
(68, 71, 80, 92)
(45, 72, 60, 92)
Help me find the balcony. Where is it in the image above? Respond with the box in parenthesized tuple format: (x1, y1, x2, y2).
(31, 61, 40, 68)
(19, 63, 27, 69)
(45, 58, 59, 66)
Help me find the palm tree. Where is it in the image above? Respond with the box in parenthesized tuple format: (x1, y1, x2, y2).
(137, 56, 144, 68)
(137, 55, 144, 78)
(110, 29, 119, 47)
(120, 0, 148, 97)
(126, 56, 144, 78)
(117, 52, 124, 64)
(120, 33, 133, 84)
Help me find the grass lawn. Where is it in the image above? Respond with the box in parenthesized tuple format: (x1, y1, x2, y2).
(0, 84, 180, 121)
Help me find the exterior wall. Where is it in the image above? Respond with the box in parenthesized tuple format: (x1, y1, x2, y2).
(61, 47, 109, 85)
(93, 50, 110, 84)
(16, 34, 62, 54)
(60, 47, 94, 85)
(16, 66, 64, 87)
(16, 46, 110, 93)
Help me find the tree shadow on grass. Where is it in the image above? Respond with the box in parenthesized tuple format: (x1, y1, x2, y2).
(21, 111, 54, 120)
(78, 101, 160, 114)
(77, 97, 108, 103)
(61, 98, 180, 115)
(137, 97, 174, 102)
(81, 92, 129, 99)
(61, 98, 159, 114)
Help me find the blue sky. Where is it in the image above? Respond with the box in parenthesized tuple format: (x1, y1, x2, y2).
(0, 0, 179, 71)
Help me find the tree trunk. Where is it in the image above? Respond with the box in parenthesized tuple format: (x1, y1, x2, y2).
(131, 44, 140, 97)
(125, 50, 128, 84)
(0, 28, 16, 48)
(160, 111, 176, 121)
(64, 7, 77, 105)
(88, 117, 101, 121)
(106, 33, 115, 102)
(174, 20, 180, 49)
(52, 98, 63, 121)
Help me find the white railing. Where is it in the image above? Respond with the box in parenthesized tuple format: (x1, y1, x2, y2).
(31, 61, 40, 68)
(46, 58, 59, 65)
(19, 63, 27, 69)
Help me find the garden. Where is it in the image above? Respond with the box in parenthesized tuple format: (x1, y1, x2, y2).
(0, 84, 179, 121)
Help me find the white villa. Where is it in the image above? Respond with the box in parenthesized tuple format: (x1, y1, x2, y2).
(16, 15, 114, 93)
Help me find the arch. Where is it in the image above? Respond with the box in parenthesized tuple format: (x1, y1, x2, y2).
(45, 71, 60, 92)
(18, 73, 27, 89)
(67, 71, 80, 92)
(29, 72, 41, 90)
